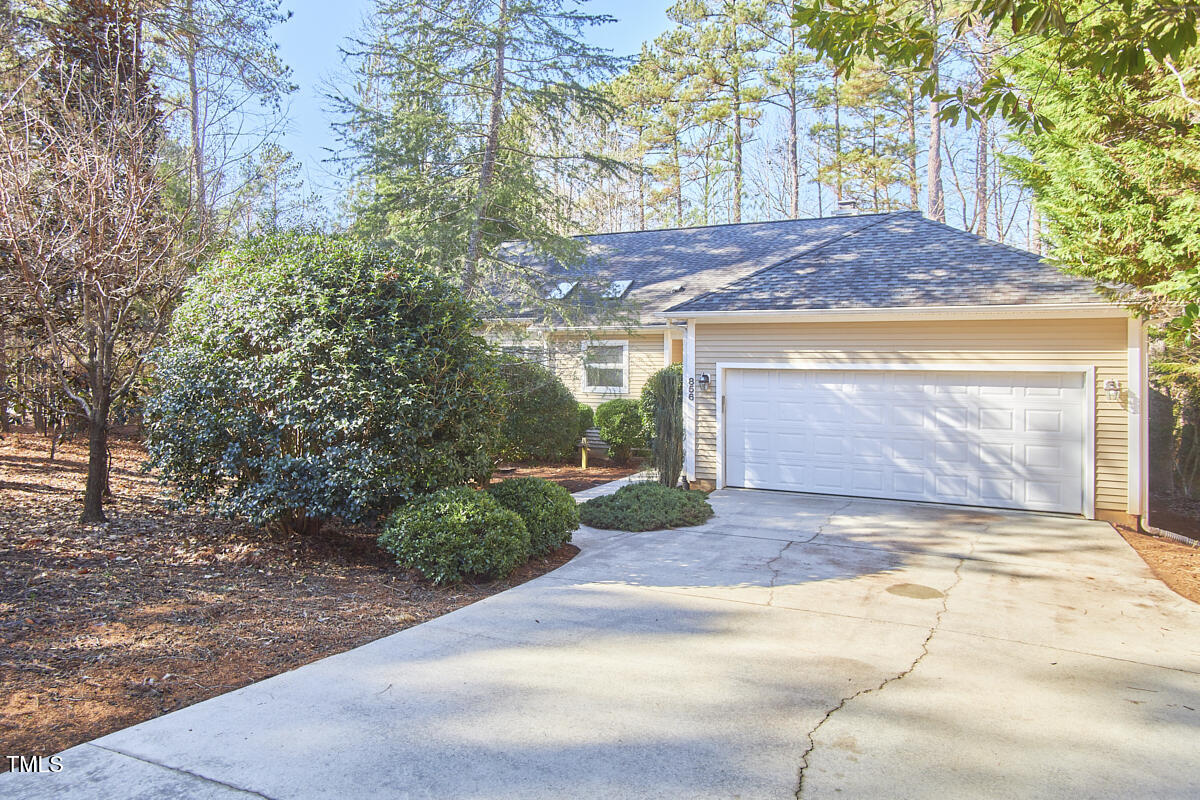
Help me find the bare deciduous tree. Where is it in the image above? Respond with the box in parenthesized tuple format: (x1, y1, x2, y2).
(0, 0, 192, 521)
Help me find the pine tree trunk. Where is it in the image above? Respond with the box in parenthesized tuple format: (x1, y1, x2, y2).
(673, 134, 683, 225)
(185, 0, 207, 236)
(906, 78, 920, 210)
(833, 73, 843, 201)
(974, 115, 989, 234)
(927, 88, 944, 221)
(464, 0, 508, 294)
(788, 87, 799, 218)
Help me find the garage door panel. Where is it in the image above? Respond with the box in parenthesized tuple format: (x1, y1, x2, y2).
(725, 369, 1084, 514)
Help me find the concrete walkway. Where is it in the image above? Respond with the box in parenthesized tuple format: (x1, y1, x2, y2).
(6, 488, 1200, 799)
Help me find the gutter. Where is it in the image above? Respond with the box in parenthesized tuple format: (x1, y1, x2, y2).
(653, 303, 1130, 324)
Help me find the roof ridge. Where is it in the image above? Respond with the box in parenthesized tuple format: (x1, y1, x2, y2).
(575, 210, 902, 240)
(662, 212, 904, 314)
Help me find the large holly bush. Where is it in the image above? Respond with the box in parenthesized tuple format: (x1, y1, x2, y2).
(495, 357, 579, 462)
(379, 487, 530, 584)
(144, 233, 500, 534)
(594, 398, 645, 464)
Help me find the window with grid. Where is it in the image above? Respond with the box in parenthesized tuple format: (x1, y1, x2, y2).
(581, 341, 627, 393)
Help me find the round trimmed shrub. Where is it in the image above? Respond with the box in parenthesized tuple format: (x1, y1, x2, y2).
(487, 477, 579, 555)
(594, 398, 645, 464)
(579, 482, 714, 531)
(495, 358, 578, 462)
(576, 402, 595, 440)
(379, 487, 530, 584)
(144, 233, 500, 534)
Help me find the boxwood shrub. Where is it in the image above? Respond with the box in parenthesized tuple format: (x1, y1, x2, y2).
(379, 487, 530, 584)
(577, 403, 595, 440)
(579, 482, 714, 532)
(594, 398, 645, 464)
(487, 477, 579, 555)
(496, 358, 579, 462)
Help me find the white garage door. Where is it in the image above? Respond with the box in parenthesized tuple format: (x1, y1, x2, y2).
(724, 369, 1086, 513)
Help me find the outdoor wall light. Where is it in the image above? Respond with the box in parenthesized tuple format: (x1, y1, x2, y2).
(1104, 379, 1121, 400)
(697, 373, 711, 390)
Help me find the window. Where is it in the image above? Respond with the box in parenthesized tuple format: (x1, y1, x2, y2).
(546, 281, 577, 300)
(600, 279, 633, 299)
(581, 340, 628, 394)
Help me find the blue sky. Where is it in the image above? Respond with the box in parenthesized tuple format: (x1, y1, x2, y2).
(274, 0, 674, 210)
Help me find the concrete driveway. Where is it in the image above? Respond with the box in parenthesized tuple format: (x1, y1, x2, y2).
(6, 488, 1200, 799)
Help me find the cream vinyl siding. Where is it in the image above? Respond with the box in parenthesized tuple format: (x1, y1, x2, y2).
(692, 318, 1129, 513)
(548, 332, 666, 408)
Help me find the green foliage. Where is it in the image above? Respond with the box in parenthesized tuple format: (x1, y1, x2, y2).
(332, 0, 622, 320)
(487, 477, 579, 556)
(144, 233, 501, 533)
(639, 365, 684, 487)
(579, 482, 714, 531)
(496, 358, 579, 462)
(793, 0, 1200, 131)
(1151, 343, 1200, 496)
(1005, 43, 1200, 334)
(379, 487, 530, 584)
(577, 403, 595, 439)
(594, 398, 646, 464)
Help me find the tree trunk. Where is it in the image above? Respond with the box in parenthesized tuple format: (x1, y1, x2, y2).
(906, 77, 920, 210)
(0, 325, 9, 433)
(927, 89, 944, 221)
(673, 134, 683, 225)
(788, 89, 799, 217)
(464, 0, 508, 295)
(81, 397, 110, 523)
(833, 73, 843, 201)
(974, 115, 989, 235)
(185, 0, 207, 236)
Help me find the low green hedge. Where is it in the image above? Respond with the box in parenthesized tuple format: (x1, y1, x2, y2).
(487, 477, 579, 556)
(578, 482, 714, 531)
(379, 487, 529, 584)
(594, 398, 645, 464)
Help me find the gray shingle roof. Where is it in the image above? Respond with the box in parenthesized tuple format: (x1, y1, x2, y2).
(504, 211, 1110, 321)
(666, 212, 1108, 313)
(504, 214, 889, 321)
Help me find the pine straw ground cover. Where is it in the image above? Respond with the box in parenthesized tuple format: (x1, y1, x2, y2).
(0, 427, 577, 764)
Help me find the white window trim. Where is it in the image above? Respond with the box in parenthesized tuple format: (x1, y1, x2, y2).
(580, 339, 629, 395)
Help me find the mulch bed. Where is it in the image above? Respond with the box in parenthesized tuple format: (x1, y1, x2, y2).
(493, 460, 640, 493)
(0, 428, 578, 765)
(1113, 491, 1200, 605)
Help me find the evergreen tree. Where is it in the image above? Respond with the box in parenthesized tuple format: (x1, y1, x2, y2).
(334, 0, 622, 317)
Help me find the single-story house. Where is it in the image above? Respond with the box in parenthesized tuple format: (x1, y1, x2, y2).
(502, 209, 1147, 527)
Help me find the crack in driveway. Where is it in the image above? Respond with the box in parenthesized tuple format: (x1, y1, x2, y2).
(792, 527, 982, 798)
(766, 501, 854, 607)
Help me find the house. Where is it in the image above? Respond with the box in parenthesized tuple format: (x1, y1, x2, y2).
(505, 209, 1146, 527)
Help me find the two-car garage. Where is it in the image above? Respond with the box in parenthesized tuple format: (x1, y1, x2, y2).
(722, 367, 1089, 515)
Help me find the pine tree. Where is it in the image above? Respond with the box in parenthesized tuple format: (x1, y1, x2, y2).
(334, 0, 621, 317)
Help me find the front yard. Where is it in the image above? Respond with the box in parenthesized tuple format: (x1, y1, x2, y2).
(0, 429, 579, 762)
